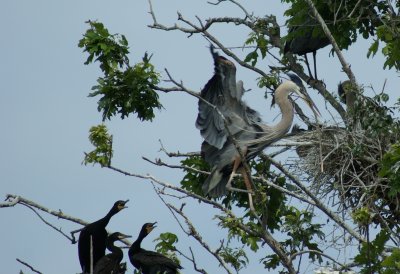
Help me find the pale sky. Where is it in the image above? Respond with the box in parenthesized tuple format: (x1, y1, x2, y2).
(1, 1, 399, 274)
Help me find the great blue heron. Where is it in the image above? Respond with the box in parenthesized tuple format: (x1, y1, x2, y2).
(196, 47, 320, 198)
(284, 17, 330, 80)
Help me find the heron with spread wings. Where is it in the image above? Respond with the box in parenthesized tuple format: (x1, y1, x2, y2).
(196, 47, 319, 199)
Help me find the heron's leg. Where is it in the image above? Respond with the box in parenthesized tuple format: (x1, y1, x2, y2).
(240, 168, 255, 211)
(303, 54, 314, 79)
(313, 51, 318, 80)
(225, 156, 253, 194)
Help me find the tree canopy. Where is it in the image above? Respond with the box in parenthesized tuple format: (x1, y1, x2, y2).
(3, 1, 400, 274)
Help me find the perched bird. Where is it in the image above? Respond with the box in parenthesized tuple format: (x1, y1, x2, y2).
(196, 46, 319, 198)
(284, 17, 330, 80)
(78, 200, 129, 273)
(129, 222, 182, 274)
(93, 232, 131, 274)
(338, 80, 357, 108)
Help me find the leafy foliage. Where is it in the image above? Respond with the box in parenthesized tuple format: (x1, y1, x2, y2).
(79, 20, 162, 121)
(83, 124, 113, 167)
(370, 19, 400, 70)
(354, 230, 390, 274)
(244, 32, 268, 66)
(78, 4, 400, 274)
(180, 155, 210, 196)
(78, 20, 129, 75)
(283, 0, 399, 70)
(352, 207, 373, 227)
(382, 248, 400, 274)
(282, 207, 324, 263)
(219, 246, 249, 272)
(154, 232, 181, 265)
(379, 143, 400, 199)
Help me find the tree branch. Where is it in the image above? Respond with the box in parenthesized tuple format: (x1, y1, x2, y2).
(16, 258, 41, 274)
(304, 0, 357, 85)
(266, 156, 365, 242)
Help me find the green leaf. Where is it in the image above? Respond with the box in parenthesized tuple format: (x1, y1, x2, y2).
(83, 124, 113, 167)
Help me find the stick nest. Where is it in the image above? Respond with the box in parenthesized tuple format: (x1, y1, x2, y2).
(289, 125, 400, 227)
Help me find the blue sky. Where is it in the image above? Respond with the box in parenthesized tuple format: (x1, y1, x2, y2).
(1, 1, 399, 273)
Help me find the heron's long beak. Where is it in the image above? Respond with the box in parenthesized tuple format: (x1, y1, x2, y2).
(295, 88, 321, 118)
(286, 72, 320, 118)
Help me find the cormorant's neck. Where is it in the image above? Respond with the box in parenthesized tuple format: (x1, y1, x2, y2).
(98, 208, 118, 226)
(107, 241, 123, 260)
(129, 232, 146, 254)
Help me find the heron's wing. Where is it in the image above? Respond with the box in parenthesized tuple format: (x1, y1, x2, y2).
(196, 48, 254, 149)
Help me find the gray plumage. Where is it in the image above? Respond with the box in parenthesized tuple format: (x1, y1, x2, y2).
(196, 47, 319, 197)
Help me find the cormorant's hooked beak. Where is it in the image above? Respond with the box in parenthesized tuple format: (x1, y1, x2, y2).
(122, 199, 129, 208)
(146, 222, 157, 234)
(118, 233, 132, 240)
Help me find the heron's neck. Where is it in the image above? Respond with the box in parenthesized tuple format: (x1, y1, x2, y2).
(273, 92, 294, 137)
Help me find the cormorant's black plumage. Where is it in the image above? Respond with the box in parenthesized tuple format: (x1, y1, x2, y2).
(129, 223, 182, 274)
(78, 200, 129, 273)
(93, 232, 131, 274)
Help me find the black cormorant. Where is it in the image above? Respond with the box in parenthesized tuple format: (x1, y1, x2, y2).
(78, 200, 129, 273)
(128, 222, 182, 274)
(93, 232, 131, 274)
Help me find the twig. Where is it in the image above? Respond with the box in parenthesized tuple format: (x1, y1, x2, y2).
(348, 0, 363, 18)
(107, 165, 296, 274)
(142, 156, 209, 175)
(22, 203, 74, 242)
(3, 194, 132, 246)
(158, 140, 200, 158)
(267, 156, 365, 242)
(152, 185, 211, 274)
(289, 250, 347, 268)
(0, 195, 20, 207)
(168, 202, 234, 274)
(16, 258, 41, 274)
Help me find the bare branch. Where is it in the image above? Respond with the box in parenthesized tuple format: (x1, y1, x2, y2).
(168, 202, 234, 274)
(348, 0, 363, 18)
(266, 156, 365, 242)
(207, 0, 253, 20)
(4, 194, 87, 225)
(16, 258, 41, 274)
(107, 165, 297, 273)
(142, 156, 209, 175)
(22, 203, 75, 242)
(289, 250, 348, 269)
(152, 185, 210, 274)
(3, 194, 132, 246)
(0, 195, 20, 207)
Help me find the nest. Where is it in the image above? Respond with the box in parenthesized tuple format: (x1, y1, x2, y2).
(289, 125, 400, 227)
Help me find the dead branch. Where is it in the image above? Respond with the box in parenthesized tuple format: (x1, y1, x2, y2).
(267, 156, 365, 242)
(16, 258, 41, 274)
